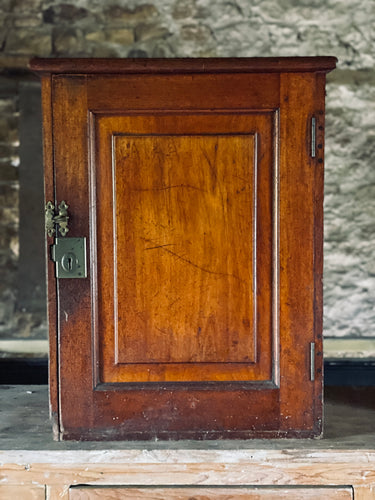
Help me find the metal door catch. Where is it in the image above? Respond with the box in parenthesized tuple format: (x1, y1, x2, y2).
(51, 237, 87, 278)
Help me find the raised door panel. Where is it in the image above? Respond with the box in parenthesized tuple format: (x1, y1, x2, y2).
(92, 112, 277, 385)
(69, 486, 353, 499)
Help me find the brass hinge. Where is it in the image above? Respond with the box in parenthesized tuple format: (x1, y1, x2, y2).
(311, 116, 316, 158)
(310, 342, 315, 381)
(45, 200, 69, 237)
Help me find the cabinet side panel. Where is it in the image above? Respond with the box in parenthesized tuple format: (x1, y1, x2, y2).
(40, 75, 59, 436)
(312, 73, 327, 436)
(279, 73, 323, 433)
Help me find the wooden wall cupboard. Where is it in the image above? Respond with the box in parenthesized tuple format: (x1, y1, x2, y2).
(30, 57, 336, 440)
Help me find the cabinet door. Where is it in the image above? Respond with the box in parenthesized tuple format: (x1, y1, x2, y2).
(50, 70, 324, 439)
(69, 486, 353, 499)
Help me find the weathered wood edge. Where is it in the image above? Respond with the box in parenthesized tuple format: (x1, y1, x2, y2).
(1, 450, 375, 498)
(40, 75, 60, 439)
(1, 449, 375, 464)
(29, 57, 337, 75)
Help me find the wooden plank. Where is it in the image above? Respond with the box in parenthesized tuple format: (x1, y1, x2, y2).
(87, 74, 280, 111)
(352, 486, 375, 500)
(69, 486, 353, 500)
(0, 485, 45, 500)
(29, 56, 338, 75)
(279, 72, 322, 435)
(47, 484, 70, 500)
(1, 454, 375, 488)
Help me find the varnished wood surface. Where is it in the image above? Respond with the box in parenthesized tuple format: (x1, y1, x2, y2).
(37, 58, 336, 439)
(40, 75, 59, 437)
(278, 72, 324, 435)
(95, 112, 275, 384)
(113, 133, 256, 366)
(29, 56, 337, 75)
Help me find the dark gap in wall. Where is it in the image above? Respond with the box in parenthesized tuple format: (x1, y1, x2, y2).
(1, 360, 375, 385)
(0, 359, 48, 384)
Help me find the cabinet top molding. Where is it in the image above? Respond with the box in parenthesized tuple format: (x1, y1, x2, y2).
(29, 57, 337, 75)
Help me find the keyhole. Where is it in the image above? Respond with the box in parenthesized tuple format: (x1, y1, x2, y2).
(61, 252, 77, 273)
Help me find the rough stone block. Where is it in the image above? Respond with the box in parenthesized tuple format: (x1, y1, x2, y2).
(5, 28, 52, 56)
(53, 27, 84, 55)
(135, 23, 170, 42)
(0, 116, 18, 143)
(172, 0, 198, 20)
(9, 0, 43, 13)
(0, 185, 18, 208)
(43, 4, 91, 24)
(106, 29, 135, 45)
(89, 45, 119, 58)
(85, 31, 106, 43)
(0, 165, 18, 183)
(12, 14, 42, 28)
(104, 4, 159, 27)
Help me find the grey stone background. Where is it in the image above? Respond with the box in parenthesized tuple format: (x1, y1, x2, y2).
(0, 0, 374, 344)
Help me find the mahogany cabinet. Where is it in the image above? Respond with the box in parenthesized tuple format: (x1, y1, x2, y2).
(30, 57, 336, 440)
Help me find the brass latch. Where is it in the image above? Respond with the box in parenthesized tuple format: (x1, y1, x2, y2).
(51, 237, 87, 278)
(45, 200, 69, 237)
(45, 200, 87, 278)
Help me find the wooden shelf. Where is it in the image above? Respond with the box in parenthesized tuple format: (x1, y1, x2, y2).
(0, 385, 374, 450)
(1, 386, 375, 498)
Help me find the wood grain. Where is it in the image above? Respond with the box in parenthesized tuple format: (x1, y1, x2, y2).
(278, 72, 323, 435)
(40, 74, 59, 437)
(0, 485, 45, 500)
(33, 58, 336, 439)
(68, 486, 353, 500)
(29, 56, 338, 75)
(114, 133, 256, 364)
(2, 448, 375, 499)
(87, 74, 280, 112)
(95, 112, 276, 387)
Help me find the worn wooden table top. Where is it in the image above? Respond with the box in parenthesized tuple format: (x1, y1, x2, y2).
(0, 385, 375, 454)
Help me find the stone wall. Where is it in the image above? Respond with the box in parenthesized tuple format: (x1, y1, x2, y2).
(0, 0, 374, 342)
(0, 81, 20, 338)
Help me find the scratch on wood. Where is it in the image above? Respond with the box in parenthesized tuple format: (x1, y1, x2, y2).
(141, 237, 244, 283)
(145, 244, 176, 251)
(133, 184, 206, 192)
